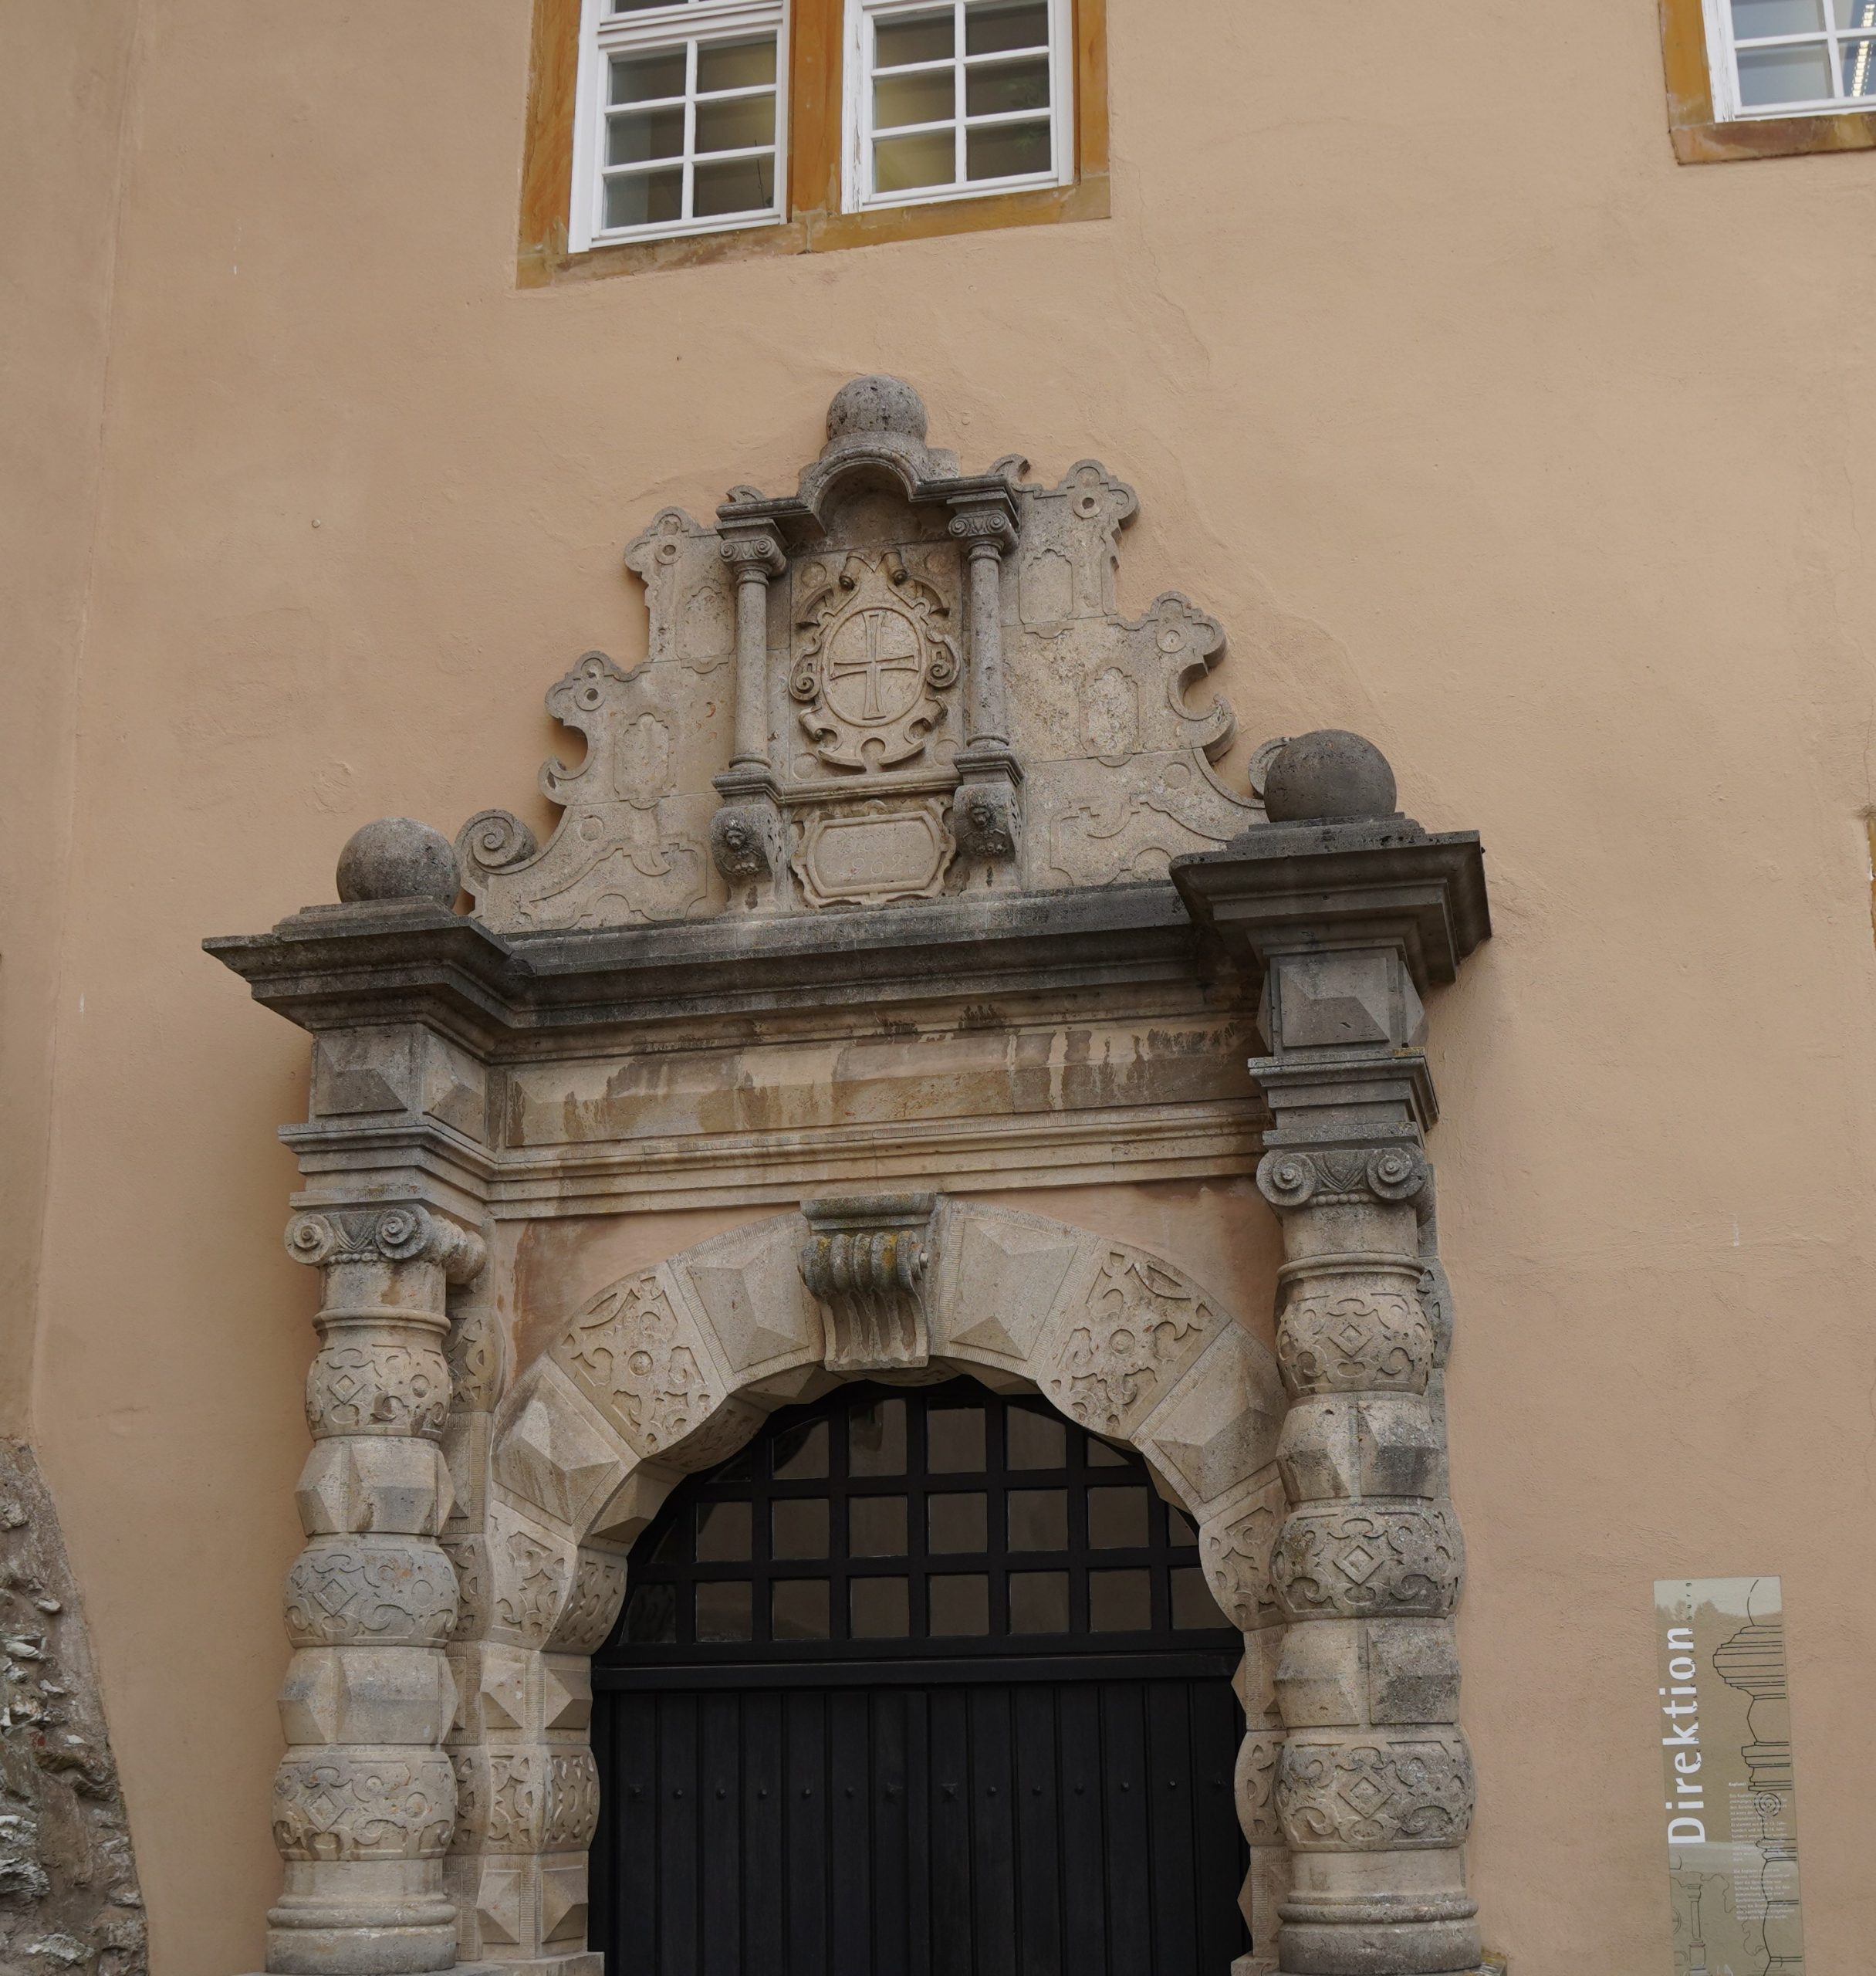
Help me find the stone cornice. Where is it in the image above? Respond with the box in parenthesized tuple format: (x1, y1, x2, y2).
(206, 881, 1244, 1047)
(1171, 821, 1490, 991)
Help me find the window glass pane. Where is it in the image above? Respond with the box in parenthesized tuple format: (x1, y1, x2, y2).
(850, 1399, 907, 1475)
(772, 1497, 830, 1559)
(1007, 1488, 1068, 1551)
(965, 54, 1050, 116)
(611, 49, 687, 104)
(965, 0, 1050, 54)
(930, 1573, 990, 1635)
(604, 167, 684, 230)
(1086, 1435, 1128, 1467)
(695, 1501, 752, 1561)
(877, 8, 955, 66)
(1736, 42, 1833, 100)
(1089, 1568, 1151, 1632)
(1731, 0, 1823, 32)
(1009, 1570, 1070, 1633)
(647, 1517, 687, 1564)
(1006, 1406, 1066, 1469)
(1171, 1565, 1230, 1631)
(1842, 36, 1876, 92)
(1833, 0, 1876, 25)
(875, 69, 955, 130)
(929, 1492, 988, 1552)
(694, 156, 774, 215)
(1088, 1486, 1149, 1549)
(695, 93, 775, 154)
(772, 1579, 831, 1640)
(850, 1495, 909, 1556)
(624, 1582, 678, 1643)
(698, 33, 777, 90)
(608, 107, 685, 166)
(966, 119, 1050, 180)
(1166, 1506, 1199, 1549)
(772, 1418, 829, 1480)
(852, 1576, 911, 1638)
(927, 1406, 985, 1472)
(875, 130, 956, 191)
(695, 1580, 753, 1643)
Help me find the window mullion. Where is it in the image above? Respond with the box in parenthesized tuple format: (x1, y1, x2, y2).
(684, 39, 700, 216)
(954, 0, 967, 187)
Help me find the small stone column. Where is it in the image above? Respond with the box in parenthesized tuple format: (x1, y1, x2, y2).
(272, 1200, 486, 1976)
(946, 491, 1023, 861)
(1174, 731, 1491, 1976)
(712, 519, 788, 890)
(718, 522, 786, 770)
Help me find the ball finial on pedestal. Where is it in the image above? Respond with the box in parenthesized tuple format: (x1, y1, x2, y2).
(826, 375, 929, 444)
(336, 817, 461, 906)
(1262, 730, 1398, 823)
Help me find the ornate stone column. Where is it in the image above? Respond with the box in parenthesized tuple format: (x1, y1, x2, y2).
(946, 488, 1023, 862)
(1175, 731, 1492, 1976)
(711, 518, 788, 890)
(719, 521, 786, 770)
(273, 1199, 487, 1976)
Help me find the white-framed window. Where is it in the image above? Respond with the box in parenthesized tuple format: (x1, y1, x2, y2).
(1704, 0, 1876, 117)
(844, 0, 1074, 212)
(570, 0, 789, 251)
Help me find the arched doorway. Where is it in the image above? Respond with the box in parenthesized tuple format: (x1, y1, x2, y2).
(589, 1376, 1249, 1974)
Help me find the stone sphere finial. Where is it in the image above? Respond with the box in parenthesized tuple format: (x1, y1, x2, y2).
(1262, 730, 1398, 823)
(826, 375, 928, 444)
(336, 817, 461, 906)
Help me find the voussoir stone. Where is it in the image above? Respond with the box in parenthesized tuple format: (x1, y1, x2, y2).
(336, 817, 461, 906)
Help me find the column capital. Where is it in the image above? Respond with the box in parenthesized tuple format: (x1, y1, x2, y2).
(946, 496, 1018, 556)
(286, 1202, 486, 1282)
(716, 522, 786, 577)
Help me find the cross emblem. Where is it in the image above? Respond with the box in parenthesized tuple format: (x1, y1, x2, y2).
(826, 607, 924, 725)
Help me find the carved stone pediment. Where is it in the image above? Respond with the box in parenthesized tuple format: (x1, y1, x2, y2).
(455, 376, 1264, 932)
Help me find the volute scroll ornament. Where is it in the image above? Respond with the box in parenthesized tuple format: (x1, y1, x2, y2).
(285, 1204, 486, 1284)
(1256, 1146, 1430, 1212)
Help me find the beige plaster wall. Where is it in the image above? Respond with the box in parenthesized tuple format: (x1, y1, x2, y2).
(9, 0, 1876, 1971)
(0, 0, 139, 1433)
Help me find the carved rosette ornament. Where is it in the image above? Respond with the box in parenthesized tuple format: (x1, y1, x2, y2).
(1172, 733, 1492, 1976)
(271, 1202, 485, 1976)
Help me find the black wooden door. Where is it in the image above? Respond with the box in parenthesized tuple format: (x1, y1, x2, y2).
(591, 1379, 1249, 1976)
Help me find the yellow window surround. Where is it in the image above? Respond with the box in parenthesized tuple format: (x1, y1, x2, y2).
(519, 0, 1110, 286)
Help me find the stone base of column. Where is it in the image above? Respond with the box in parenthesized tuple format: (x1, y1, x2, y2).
(1278, 1920, 1483, 1975)
(439, 1961, 600, 1976)
(266, 1865, 459, 1976)
(242, 1961, 598, 1976)
(1279, 1852, 1482, 1976)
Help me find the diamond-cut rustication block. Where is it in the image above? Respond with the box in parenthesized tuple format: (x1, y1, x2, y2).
(278, 1646, 458, 1748)
(1277, 1396, 1360, 1501)
(1274, 1619, 1365, 1727)
(1367, 1617, 1462, 1725)
(1357, 1393, 1443, 1498)
(295, 1437, 455, 1537)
